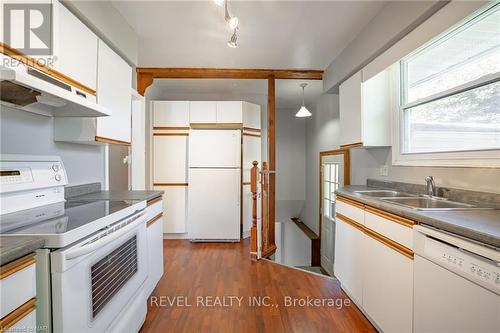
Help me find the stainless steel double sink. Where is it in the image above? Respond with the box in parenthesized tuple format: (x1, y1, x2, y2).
(352, 190, 485, 211)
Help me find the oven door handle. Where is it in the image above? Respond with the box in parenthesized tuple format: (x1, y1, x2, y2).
(64, 211, 147, 260)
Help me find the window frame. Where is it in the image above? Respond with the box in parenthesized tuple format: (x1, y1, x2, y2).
(392, 3, 500, 168)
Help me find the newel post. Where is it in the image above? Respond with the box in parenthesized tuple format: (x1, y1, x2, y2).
(250, 161, 259, 261)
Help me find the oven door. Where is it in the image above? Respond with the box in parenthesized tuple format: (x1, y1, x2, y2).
(50, 210, 148, 333)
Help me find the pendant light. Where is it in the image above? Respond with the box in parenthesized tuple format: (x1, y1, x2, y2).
(295, 83, 312, 117)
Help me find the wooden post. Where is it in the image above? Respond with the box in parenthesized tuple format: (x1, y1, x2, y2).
(250, 161, 259, 261)
(266, 76, 276, 257)
(261, 162, 269, 257)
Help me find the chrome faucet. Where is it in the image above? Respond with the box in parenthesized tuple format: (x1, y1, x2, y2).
(425, 176, 436, 197)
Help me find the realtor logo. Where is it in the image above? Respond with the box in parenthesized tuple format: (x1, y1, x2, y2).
(3, 3, 52, 55)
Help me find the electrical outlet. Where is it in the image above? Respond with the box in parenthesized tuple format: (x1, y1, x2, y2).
(380, 165, 389, 177)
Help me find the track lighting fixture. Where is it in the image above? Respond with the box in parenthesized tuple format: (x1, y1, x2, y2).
(224, 0, 239, 30)
(213, 0, 240, 47)
(227, 29, 238, 48)
(213, 0, 225, 6)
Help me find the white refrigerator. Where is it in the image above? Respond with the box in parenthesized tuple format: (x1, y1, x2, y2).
(188, 129, 241, 241)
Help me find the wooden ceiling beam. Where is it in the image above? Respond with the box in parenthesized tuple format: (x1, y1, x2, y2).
(136, 67, 323, 95)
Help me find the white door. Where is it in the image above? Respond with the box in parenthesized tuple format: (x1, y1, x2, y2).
(153, 135, 188, 183)
(321, 154, 345, 275)
(188, 169, 240, 240)
(189, 130, 241, 168)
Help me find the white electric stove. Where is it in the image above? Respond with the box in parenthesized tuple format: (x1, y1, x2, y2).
(0, 155, 148, 333)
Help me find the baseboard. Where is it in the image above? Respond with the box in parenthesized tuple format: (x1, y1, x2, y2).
(163, 233, 190, 239)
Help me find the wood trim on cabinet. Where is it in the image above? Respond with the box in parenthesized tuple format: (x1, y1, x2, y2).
(146, 213, 163, 227)
(0, 42, 96, 96)
(153, 183, 189, 186)
(0, 253, 36, 280)
(339, 142, 363, 149)
(153, 133, 189, 137)
(365, 206, 415, 228)
(153, 127, 190, 130)
(0, 298, 36, 331)
(146, 196, 162, 207)
(243, 133, 261, 138)
(242, 127, 261, 133)
(190, 123, 243, 128)
(336, 195, 365, 209)
(95, 136, 131, 146)
(242, 182, 251, 186)
(336, 213, 414, 260)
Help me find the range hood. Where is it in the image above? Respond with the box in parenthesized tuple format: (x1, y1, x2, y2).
(0, 55, 111, 117)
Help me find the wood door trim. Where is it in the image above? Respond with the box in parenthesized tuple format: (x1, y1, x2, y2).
(336, 213, 414, 260)
(95, 136, 131, 146)
(339, 142, 363, 149)
(0, 253, 36, 280)
(365, 206, 415, 228)
(190, 123, 243, 128)
(153, 133, 189, 137)
(146, 213, 163, 227)
(147, 196, 162, 206)
(153, 183, 189, 186)
(336, 195, 364, 209)
(153, 127, 190, 130)
(243, 133, 261, 138)
(0, 42, 96, 96)
(0, 298, 36, 331)
(242, 127, 261, 133)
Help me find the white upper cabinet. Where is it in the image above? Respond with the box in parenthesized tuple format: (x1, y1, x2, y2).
(216, 101, 243, 124)
(52, 0, 98, 92)
(339, 69, 391, 147)
(242, 102, 261, 129)
(153, 101, 190, 127)
(153, 135, 188, 183)
(96, 40, 132, 143)
(189, 101, 216, 124)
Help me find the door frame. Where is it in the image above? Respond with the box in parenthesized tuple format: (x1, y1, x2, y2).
(318, 149, 350, 254)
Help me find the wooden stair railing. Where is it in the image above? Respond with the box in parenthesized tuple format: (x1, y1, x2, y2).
(250, 161, 277, 261)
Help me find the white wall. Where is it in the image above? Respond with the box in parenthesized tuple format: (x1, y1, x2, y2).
(276, 108, 306, 222)
(323, 1, 446, 92)
(0, 107, 105, 186)
(350, 148, 500, 194)
(302, 94, 340, 235)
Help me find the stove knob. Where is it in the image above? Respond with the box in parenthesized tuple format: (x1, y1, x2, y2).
(55, 174, 62, 182)
(52, 164, 60, 172)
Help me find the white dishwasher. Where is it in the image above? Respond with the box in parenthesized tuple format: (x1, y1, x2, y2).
(413, 225, 500, 333)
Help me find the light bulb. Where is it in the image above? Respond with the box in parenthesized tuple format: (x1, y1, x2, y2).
(227, 16, 238, 30)
(213, 0, 225, 6)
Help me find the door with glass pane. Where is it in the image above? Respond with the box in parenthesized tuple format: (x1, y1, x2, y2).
(320, 150, 349, 276)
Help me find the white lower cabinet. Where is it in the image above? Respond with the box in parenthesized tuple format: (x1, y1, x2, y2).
(334, 217, 364, 305)
(154, 186, 187, 233)
(363, 235, 413, 333)
(145, 201, 164, 296)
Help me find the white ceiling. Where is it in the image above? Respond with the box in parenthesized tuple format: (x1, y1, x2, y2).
(151, 78, 323, 109)
(111, 1, 387, 69)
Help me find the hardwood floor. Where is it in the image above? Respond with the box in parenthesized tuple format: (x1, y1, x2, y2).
(141, 239, 375, 333)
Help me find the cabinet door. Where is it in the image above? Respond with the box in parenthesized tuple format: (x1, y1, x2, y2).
(189, 101, 216, 124)
(243, 102, 261, 129)
(153, 135, 187, 183)
(334, 217, 364, 305)
(153, 101, 189, 127)
(96, 40, 132, 143)
(216, 101, 243, 123)
(53, 0, 98, 91)
(146, 213, 164, 295)
(363, 235, 413, 333)
(339, 71, 362, 146)
(154, 186, 187, 233)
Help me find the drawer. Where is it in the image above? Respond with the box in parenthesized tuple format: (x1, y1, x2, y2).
(0, 254, 36, 318)
(146, 197, 163, 221)
(2, 299, 36, 333)
(336, 197, 365, 225)
(364, 207, 414, 249)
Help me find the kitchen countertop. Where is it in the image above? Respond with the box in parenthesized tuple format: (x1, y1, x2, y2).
(0, 236, 45, 265)
(71, 190, 164, 202)
(336, 185, 500, 249)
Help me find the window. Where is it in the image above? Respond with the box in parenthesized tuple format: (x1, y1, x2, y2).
(322, 162, 340, 219)
(397, 3, 500, 163)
